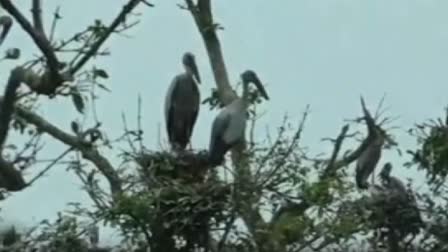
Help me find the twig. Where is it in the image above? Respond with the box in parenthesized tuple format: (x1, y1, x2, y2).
(0, 0, 60, 80)
(15, 106, 122, 198)
(70, 0, 148, 74)
(49, 6, 61, 43)
(320, 124, 350, 179)
(0, 15, 12, 46)
(26, 147, 73, 186)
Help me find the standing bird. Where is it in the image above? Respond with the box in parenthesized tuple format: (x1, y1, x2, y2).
(164, 52, 201, 151)
(208, 70, 269, 166)
(355, 97, 387, 190)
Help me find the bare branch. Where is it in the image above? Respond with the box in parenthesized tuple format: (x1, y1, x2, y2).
(0, 15, 12, 46)
(26, 147, 73, 187)
(0, 0, 61, 87)
(15, 106, 122, 198)
(70, 0, 150, 75)
(320, 124, 350, 179)
(31, 0, 45, 35)
(185, 0, 236, 105)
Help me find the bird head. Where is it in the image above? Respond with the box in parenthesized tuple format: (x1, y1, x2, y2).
(182, 52, 201, 84)
(241, 70, 269, 100)
(379, 162, 392, 179)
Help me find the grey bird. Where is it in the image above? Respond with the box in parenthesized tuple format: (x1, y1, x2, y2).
(164, 52, 201, 151)
(355, 97, 387, 190)
(208, 70, 269, 166)
(379, 162, 407, 196)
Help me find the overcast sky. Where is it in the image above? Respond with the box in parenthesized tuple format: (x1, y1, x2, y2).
(0, 0, 447, 246)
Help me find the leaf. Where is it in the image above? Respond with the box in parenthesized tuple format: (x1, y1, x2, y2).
(4, 48, 20, 60)
(71, 121, 80, 134)
(96, 83, 111, 92)
(71, 89, 85, 114)
(93, 68, 109, 79)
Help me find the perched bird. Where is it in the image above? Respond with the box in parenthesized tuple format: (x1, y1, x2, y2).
(378, 162, 424, 237)
(164, 52, 201, 151)
(379, 162, 407, 196)
(208, 70, 269, 166)
(355, 97, 387, 190)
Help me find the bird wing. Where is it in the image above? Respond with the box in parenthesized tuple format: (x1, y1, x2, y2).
(164, 76, 181, 140)
(188, 78, 200, 138)
(355, 142, 382, 188)
(209, 109, 231, 150)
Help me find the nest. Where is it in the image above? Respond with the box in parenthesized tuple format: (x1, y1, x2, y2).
(365, 188, 423, 239)
(135, 149, 211, 184)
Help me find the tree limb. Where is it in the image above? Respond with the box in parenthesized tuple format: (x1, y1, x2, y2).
(31, 0, 45, 35)
(14, 106, 123, 198)
(0, 0, 61, 86)
(70, 0, 150, 75)
(0, 68, 28, 191)
(185, 0, 236, 105)
(0, 15, 12, 46)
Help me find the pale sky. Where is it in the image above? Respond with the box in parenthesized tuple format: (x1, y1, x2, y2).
(0, 0, 448, 246)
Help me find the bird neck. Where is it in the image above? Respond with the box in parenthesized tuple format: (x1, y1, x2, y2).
(241, 82, 249, 106)
(184, 65, 193, 76)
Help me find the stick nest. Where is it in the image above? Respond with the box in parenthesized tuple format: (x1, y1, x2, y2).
(135, 149, 211, 183)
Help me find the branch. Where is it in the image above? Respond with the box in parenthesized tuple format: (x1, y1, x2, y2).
(0, 0, 59, 73)
(185, 0, 236, 105)
(0, 15, 12, 46)
(70, 0, 150, 75)
(320, 124, 350, 179)
(15, 106, 123, 198)
(0, 68, 28, 191)
(31, 0, 45, 35)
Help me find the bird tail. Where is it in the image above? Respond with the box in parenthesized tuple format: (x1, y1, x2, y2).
(208, 139, 231, 167)
(355, 172, 369, 190)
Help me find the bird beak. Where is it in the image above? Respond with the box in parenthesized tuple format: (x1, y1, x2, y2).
(252, 76, 269, 100)
(190, 58, 201, 84)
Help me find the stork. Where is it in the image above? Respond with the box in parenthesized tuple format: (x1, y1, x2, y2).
(355, 97, 387, 190)
(164, 52, 201, 151)
(208, 70, 269, 166)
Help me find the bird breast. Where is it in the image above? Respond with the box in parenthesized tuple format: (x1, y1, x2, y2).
(223, 112, 246, 144)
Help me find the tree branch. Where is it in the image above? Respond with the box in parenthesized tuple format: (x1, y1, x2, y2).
(0, 68, 28, 191)
(70, 0, 150, 75)
(0, 15, 12, 46)
(185, 0, 236, 105)
(0, 0, 59, 72)
(14, 106, 122, 198)
(31, 0, 45, 35)
(185, 0, 268, 248)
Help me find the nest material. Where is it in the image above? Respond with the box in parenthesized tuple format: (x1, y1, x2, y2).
(135, 150, 211, 183)
(149, 181, 232, 251)
(366, 188, 423, 238)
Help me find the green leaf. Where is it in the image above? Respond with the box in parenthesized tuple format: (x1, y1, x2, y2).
(71, 89, 85, 114)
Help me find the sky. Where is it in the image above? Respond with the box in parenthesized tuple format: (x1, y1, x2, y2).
(0, 0, 448, 246)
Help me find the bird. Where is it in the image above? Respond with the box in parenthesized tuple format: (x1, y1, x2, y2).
(355, 97, 387, 190)
(164, 52, 201, 152)
(355, 130, 385, 190)
(378, 162, 424, 236)
(208, 70, 269, 166)
(379, 162, 407, 196)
